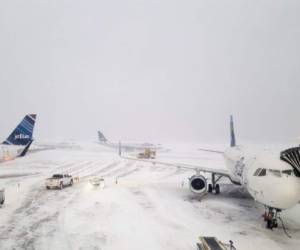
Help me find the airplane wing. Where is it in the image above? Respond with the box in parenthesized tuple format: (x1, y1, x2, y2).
(123, 156, 241, 185)
(122, 156, 230, 177)
(198, 148, 224, 154)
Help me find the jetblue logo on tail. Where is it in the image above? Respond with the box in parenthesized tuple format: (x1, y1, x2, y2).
(3, 114, 37, 146)
(14, 134, 30, 140)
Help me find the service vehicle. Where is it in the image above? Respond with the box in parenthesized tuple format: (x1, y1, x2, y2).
(137, 148, 156, 159)
(89, 177, 105, 187)
(45, 174, 73, 189)
(196, 237, 236, 250)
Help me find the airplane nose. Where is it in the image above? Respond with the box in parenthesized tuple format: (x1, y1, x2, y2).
(265, 177, 300, 210)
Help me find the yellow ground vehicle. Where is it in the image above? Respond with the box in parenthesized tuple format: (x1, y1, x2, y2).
(137, 148, 156, 159)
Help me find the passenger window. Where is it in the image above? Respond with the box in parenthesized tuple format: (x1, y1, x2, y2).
(258, 168, 266, 176)
(282, 170, 292, 176)
(253, 168, 261, 176)
(268, 169, 281, 177)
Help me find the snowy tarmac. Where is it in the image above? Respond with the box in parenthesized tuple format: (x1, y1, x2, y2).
(0, 143, 300, 250)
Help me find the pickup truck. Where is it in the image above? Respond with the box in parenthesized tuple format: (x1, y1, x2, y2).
(45, 174, 73, 189)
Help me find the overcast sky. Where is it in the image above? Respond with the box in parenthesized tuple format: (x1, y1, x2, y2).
(0, 0, 300, 144)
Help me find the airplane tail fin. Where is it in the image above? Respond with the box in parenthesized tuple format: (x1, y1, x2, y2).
(98, 131, 108, 143)
(230, 115, 236, 147)
(3, 114, 37, 146)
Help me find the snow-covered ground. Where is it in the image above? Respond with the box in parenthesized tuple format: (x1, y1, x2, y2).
(0, 142, 299, 250)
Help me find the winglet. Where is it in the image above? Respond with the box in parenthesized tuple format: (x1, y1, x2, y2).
(230, 115, 236, 147)
(19, 139, 34, 157)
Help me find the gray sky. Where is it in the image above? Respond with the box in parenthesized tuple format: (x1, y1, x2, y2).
(0, 0, 300, 144)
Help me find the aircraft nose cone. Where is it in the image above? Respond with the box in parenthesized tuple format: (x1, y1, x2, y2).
(266, 178, 300, 209)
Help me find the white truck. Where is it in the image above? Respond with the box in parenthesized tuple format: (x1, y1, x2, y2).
(45, 174, 73, 190)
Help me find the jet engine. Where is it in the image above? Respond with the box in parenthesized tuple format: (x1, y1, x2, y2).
(189, 175, 207, 194)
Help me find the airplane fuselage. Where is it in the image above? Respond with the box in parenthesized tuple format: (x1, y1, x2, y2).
(100, 141, 159, 151)
(0, 145, 24, 162)
(224, 146, 300, 210)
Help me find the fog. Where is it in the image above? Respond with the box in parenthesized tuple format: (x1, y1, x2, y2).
(0, 0, 300, 144)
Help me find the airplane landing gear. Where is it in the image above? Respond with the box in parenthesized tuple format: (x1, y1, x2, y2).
(264, 207, 280, 230)
(208, 173, 221, 195)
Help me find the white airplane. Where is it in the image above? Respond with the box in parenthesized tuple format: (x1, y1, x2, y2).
(0, 114, 37, 162)
(98, 130, 160, 152)
(122, 116, 300, 230)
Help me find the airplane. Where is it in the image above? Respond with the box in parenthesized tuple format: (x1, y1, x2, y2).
(97, 130, 160, 151)
(0, 114, 37, 162)
(121, 116, 300, 230)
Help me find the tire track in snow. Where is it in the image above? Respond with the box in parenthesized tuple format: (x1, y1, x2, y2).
(103, 161, 136, 177)
(71, 160, 107, 177)
(49, 160, 106, 178)
(100, 161, 144, 179)
(0, 183, 82, 250)
(48, 161, 81, 174)
(116, 167, 140, 178)
(56, 160, 94, 174)
(81, 161, 122, 179)
(128, 187, 185, 233)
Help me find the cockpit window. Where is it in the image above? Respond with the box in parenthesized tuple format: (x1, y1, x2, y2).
(268, 169, 281, 177)
(282, 170, 293, 176)
(258, 168, 266, 176)
(253, 168, 262, 176)
(253, 168, 267, 177)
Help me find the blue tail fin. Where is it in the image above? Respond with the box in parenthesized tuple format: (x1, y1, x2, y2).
(3, 114, 37, 146)
(230, 115, 236, 147)
(98, 131, 108, 143)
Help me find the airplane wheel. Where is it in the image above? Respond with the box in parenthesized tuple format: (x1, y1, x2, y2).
(215, 184, 220, 194)
(196, 243, 202, 250)
(267, 219, 274, 229)
(208, 184, 213, 193)
(46, 186, 50, 190)
(263, 212, 268, 221)
(70, 179, 73, 186)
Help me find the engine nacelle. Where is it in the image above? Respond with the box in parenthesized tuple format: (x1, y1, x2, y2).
(189, 175, 207, 194)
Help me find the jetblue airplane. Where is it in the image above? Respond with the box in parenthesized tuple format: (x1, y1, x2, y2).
(0, 114, 37, 162)
(98, 130, 160, 151)
(123, 116, 300, 230)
